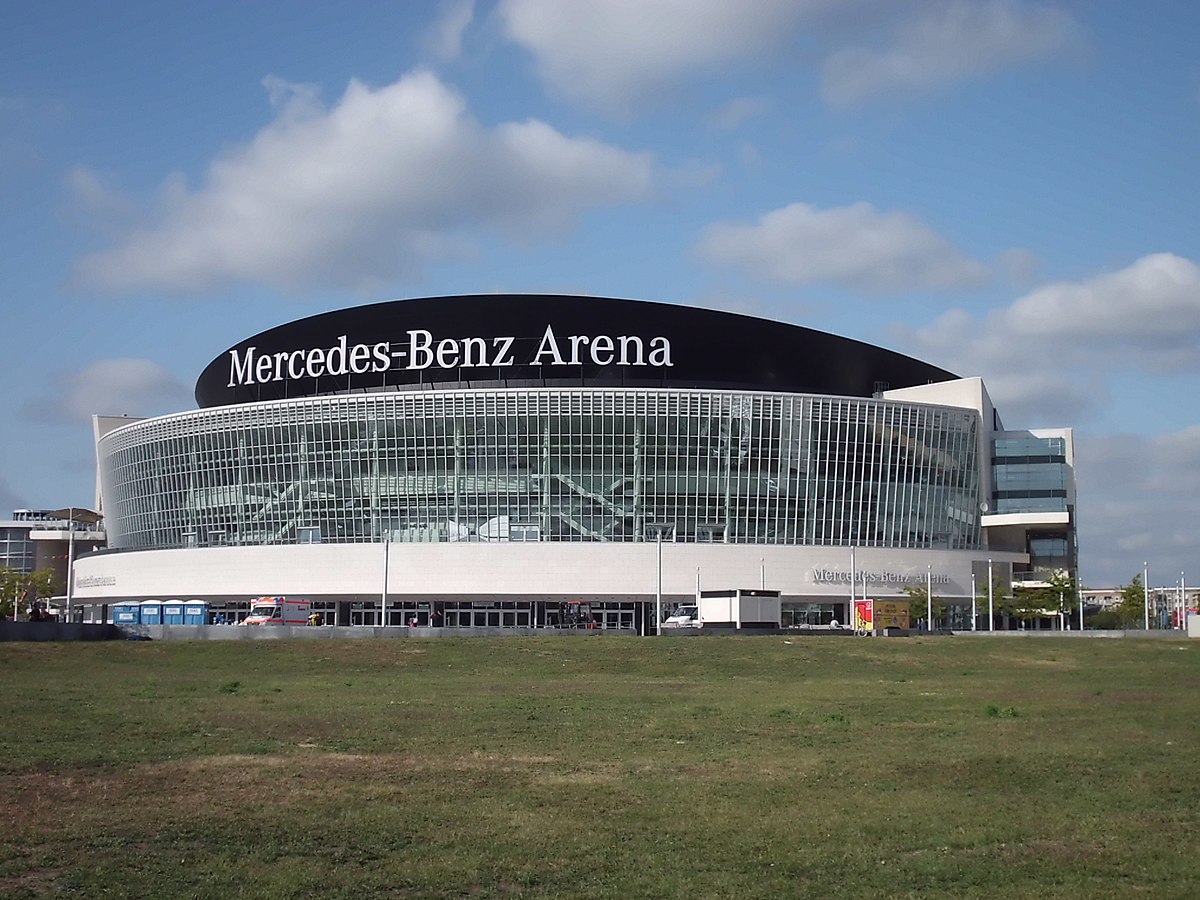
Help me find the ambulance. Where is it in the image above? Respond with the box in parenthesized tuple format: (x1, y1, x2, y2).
(243, 596, 312, 626)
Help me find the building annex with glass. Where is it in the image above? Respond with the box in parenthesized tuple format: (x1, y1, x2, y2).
(74, 294, 1075, 631)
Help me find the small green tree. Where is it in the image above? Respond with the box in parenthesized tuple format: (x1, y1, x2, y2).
(0, 567, 57, 620)
(976, 573, 1013, 628)
(0, 567, 23, 619)
(902, 583, 946, 629)
(1008, 570, 1077, 622)
(1007, 586, 1049, 621)
(1117, 574, 1147, 629)
(1046, 569, 1079, 617)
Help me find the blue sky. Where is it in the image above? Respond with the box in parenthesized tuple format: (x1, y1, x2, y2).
(1, 0, 1197, 587)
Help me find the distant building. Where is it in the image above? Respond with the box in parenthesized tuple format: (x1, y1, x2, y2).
(1, 509, 106, 613)
(0, 510, 43, 574)
(1080, 585, 1198, 630)
(1079, 588, 1124, 611)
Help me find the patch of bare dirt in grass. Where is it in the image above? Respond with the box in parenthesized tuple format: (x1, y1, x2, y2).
(0, 864, 67, 898)
(4, 772, 126, 832)
(540, 767, 621, 785)
(1096, 690, 1159, 704)
(4, 749, 584, 841)
(465, 753, 558, 765)
(995, 838, 1108, 866)
(912, 837, 1108, 867)
(1012, 657, 1076, 668)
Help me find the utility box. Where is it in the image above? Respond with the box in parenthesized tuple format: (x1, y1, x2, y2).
(695, 589, 782, 630)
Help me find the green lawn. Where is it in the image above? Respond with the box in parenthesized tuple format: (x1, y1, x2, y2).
(2, 635, 1197, 898)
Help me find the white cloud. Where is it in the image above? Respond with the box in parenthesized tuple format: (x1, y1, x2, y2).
(74, 69, 654, 294)
(64, 166, 137, 235)
(497, 0, 1077, 114)
(822, 0, 1079, 107)
(694, 201, 989, 293)
(707, 96, 770, 131)
(910, 253, 1200, 363)
(425, 0, 476, 61)
(498, 0, 817, 114)
(25, 359, 190, 424)
(996, 247, 1042, 287)
(896, 253, 1200, 423)
(1003, 253, 1200, 350)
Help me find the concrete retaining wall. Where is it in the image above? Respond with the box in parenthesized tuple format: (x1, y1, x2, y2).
(0, 622, 126, 642)
(121, 625, 596, 641)
(951, 629, 1190, 639)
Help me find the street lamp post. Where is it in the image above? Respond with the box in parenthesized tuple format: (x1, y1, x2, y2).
(381, 533, 391, 628)
(971, 571, 977, 631)
(926, 564, 933, 633)
(65, 507, 76, 623)
(987, 558, 994, 632)
(1143, 561, 1150, 631)
(850, 547, 857, 630)
(656, 529, 663, 637)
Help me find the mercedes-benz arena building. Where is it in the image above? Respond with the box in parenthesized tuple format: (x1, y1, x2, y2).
(74, 295, 1075, 631)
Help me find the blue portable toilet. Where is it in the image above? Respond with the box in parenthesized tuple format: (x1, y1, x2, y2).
(112, 602, 140, 626)
(184, 600, 208, 625)
(139, 600, 163, 625)
(162, 601, 185, 625)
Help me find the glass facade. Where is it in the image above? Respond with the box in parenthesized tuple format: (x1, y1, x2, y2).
(991, 435, 1069, 514)
(992, 434, 1075, 573)
(0, 526, 36, 573)
(98, 388, 982, 552)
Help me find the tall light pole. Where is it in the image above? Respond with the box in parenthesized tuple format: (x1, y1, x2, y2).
(65, 507, 76, 623)
(987, 558, 994, 632)
(380, 533, 391, 628)
(1143, 561, 1150, 630)
(849, 546, 857, 629)
(656, 529, 663, 637)
(971, 571, 977, 631)
(926, 564, 933, 632)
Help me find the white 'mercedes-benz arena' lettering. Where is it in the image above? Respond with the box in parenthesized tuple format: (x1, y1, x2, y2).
(405, 330, 517, 369)
(529, 324, 672, 367)
(229, 336, 391, 386)
(227, 326, 673, 387)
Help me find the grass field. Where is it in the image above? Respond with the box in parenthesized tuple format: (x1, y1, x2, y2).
(1, 634, 1197, 898)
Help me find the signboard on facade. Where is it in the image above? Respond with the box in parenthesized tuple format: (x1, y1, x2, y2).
(196, 294, 957, 407)
(873, 600, 910, 629)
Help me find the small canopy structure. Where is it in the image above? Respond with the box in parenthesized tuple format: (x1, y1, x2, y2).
(46, 508, 103, 525)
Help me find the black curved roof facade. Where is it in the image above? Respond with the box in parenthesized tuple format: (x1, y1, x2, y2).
(195, 294, 957, 408)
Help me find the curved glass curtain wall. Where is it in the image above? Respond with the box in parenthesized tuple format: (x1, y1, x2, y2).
(98, 388, 981, 551)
